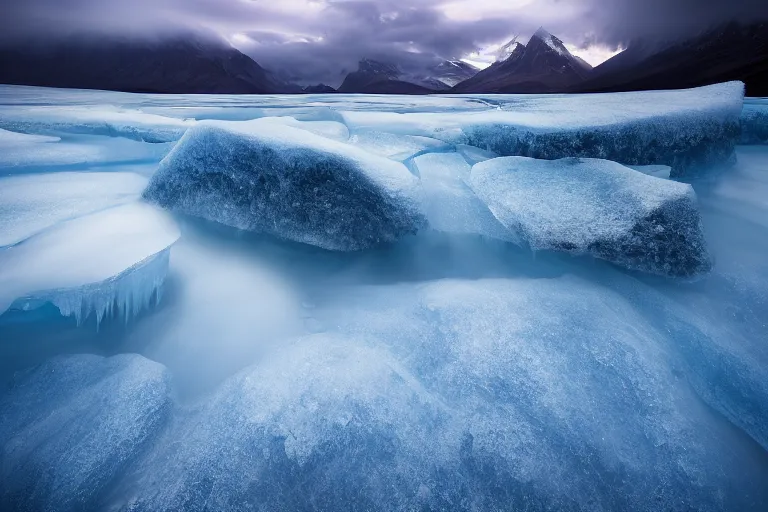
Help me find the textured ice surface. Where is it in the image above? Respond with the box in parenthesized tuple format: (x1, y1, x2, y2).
(348, 130, 450, 162)
(412, 152, 514, 240)
(144, 121, 426, 250)
(0, 105, 192, 143)
(740, 99, 768, 144)
(343, 82, 745, 176)
(0, 203, 180, 323)
(249, 116, 350, 141)
(0, 354, 170, 512)
(470, 157, 711, 276)
(106, 278, 768, 511)
(0, 172, 147, 247)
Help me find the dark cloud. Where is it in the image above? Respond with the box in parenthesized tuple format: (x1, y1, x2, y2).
(1, 0, 765, 85)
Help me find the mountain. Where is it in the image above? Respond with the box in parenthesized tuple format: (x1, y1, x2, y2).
(0, 32, 293, 94)
(575, 21, 768, 96)
(337, 58, 478, 94)
(302, 84, 337, 93)
(453, 28, 593, 93)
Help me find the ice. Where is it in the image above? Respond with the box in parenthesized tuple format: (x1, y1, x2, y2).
(740, 99, 768, 144)
(112, 334, 450, 511)
(627, 164, 672, 179)
(0, 354, 170, 512)
(348, 130, 450, 162)
(0, 105, 193, 143)
(0, 202, 180, 324)
(470, 156, 711, 276)
(455, 143, 498, 165)
(143, 121, 426, 251)
(0, 172, 147, 247)
(412, 152, 515, 240)
(110, 278, 768, 510)
(342, 82, 744, 176)
(249, 116, 350, 141)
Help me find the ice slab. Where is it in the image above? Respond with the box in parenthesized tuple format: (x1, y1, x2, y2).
(470, 157, 711, 276)
(116, 334, 448, 511)
(0, 172, 148, 247)
(412, 152, 514, 240)
(740, 99, 768, 144)
(455, 143, 498, 165)
(348, 130, 450, 162)
(144, 121, 426, 251)
(342, 82, 744, 176)
(0, 354, 170, 512)
(0, 202, 180, 324)
(0, 105, 193, 143)
(249, 116, 350, 141)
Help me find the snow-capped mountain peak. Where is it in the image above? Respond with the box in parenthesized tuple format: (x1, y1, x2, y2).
(495, 38, 524, 62)
(531, 27, 569, 57)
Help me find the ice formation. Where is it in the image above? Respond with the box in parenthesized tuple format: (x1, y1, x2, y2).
(143, 121, 426, 251)
(740, 100, 768, 144)
(0, 172, 148, 247)
(348, 130, 450, 162)
(0, 203, 180, 324)
(249, 116, 350, 141)
(0, 105, 192, 143)
(412, 152, 515, 240)
(627, 164, 672, 179)
(342, 82, 745, 176)
(0, 354, 170, 512)
(470, 157, 711, 276)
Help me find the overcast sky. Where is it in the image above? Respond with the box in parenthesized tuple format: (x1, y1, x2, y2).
(2, 0, 765, 85)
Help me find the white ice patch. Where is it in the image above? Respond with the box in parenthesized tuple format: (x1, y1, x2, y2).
(0, 172, 148, 247)
(412, 152, 514, 241)
(249, 116, 350, 141)
(348, 130, 450, 162)
(342, 82, 745, 175)
(470, 156, 710, 275)
(0, 105, 193, 143)
(0, 202, 180, 324)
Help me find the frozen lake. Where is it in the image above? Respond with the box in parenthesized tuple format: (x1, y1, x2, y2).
(1, 84, 767, 511)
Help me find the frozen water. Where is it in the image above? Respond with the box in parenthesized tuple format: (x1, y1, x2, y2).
(144, 121, 426, 250)
(627, 164, 672, 179)
(740, 99, 768, 144)
(412, 152, 515, 240)
(470, 157, 711, 276)
(249, 116, 350, 141)
(0, 172, 147, 247)
(0, 203, 180, 324)
(348, 130, 450, 161)
(342, 82, 744, 176)
(2, 85, 767, 512)
(0, 105, 192, 143)
(0, 354, 170, 512)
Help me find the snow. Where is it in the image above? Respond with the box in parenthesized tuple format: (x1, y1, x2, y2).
(627, 164, 672, 179)
(249, 116, 350, 141)
(0, 172, 147, 247)
(532, 27, 569, 57)
(0, 354, 170, 512)
(412, 152, 514, 240)
(143, 121, 426, 251)
(469, 157, 710, 276)
(342, 82, 745, 176)
(0, 203, 180, 324)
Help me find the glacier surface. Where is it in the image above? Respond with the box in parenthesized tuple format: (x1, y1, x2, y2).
(1, 84, 767, 512)
(470, 156, 711, 276)
(143, 121, 426, 251)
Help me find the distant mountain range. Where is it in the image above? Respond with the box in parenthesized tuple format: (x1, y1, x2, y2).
(0, 32, 295, 94)
(0, 21, 765, 95)
(337, 58, 479, 94)
(453, 28, 592, 93)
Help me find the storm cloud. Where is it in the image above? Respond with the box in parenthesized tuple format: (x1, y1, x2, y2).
(1, 0, 765, 85)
